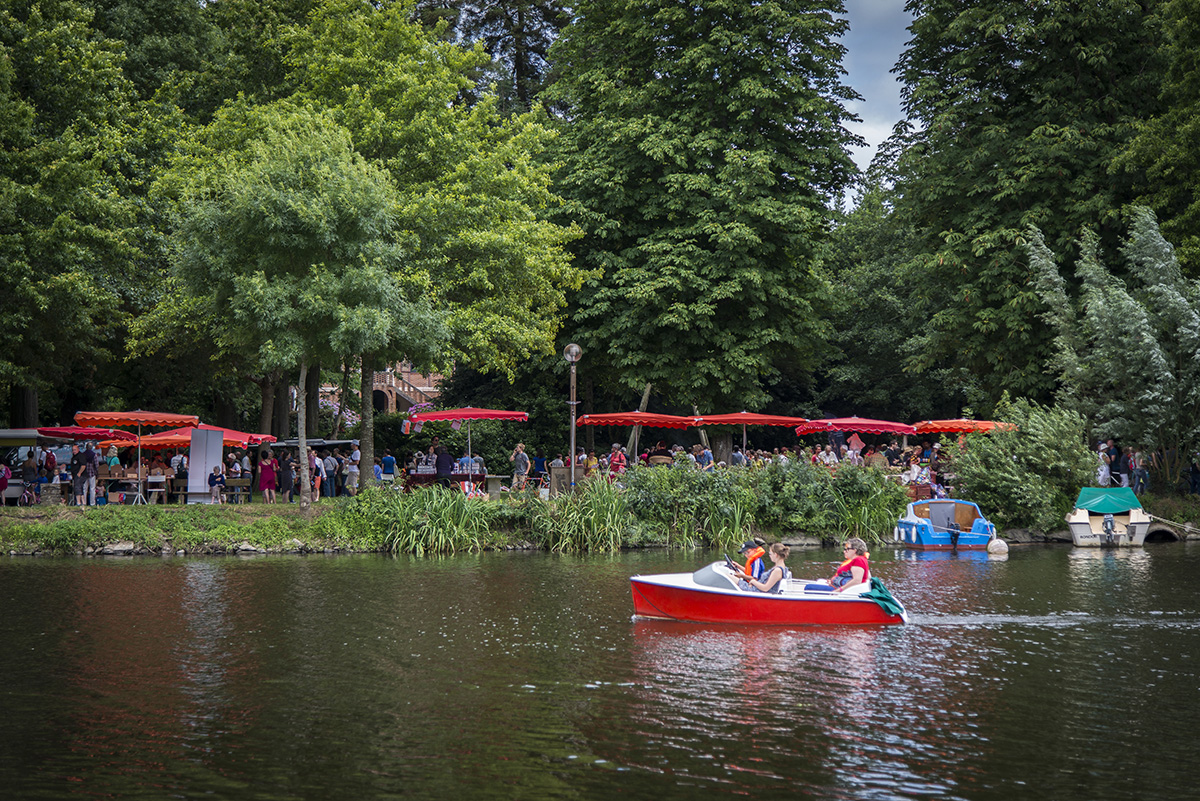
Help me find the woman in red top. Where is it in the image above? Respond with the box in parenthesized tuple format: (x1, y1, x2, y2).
(830, 537, 870, 593)
(259, 450, 280, 504)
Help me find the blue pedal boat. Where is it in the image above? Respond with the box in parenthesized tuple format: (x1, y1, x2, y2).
(893, 498, 996, 550)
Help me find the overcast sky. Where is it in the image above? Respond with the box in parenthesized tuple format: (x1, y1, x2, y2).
(839, 1, 914, 174)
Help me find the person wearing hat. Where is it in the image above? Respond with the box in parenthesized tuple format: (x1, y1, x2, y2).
(738, 538, 768, 588)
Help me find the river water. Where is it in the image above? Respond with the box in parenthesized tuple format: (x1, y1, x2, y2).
(1, 544, 1198, 800)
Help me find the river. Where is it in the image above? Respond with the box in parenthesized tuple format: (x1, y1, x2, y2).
(1, 544, 1197, 800)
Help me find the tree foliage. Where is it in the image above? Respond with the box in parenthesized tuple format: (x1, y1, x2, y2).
(287, 0, 583, 379)
(547, 0, 860, 411)
(819, 184, 979, 419)
(1114, 0, 1200, 274)
(0, 0, 140, 406)
(888, 0, 1166, 402)
(1030, 207, 1200, 485)
(458, 0, 570, 112)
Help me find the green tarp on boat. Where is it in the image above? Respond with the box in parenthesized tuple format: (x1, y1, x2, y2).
(1073, 487, 1143, 514)
(862, 578, 906, 619)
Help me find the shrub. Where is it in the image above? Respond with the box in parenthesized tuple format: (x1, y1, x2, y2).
(952, 395, 1095, 532)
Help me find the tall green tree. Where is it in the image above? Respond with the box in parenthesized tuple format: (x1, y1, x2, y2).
(157, 103, 441, 508)
(888, 0, 1166, 403)
(285, 0, 583, 468)
(458, 0, 570, 112)
(546, 0, 860, 412)
(80, 0, 226, 115)
(819, 185, 977, 420)
(1114, 0, 1200, 274)
(0, 0, 141, 424)
(1030, 207, 1200, 486)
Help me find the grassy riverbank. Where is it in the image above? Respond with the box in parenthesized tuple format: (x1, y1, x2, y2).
(2, 462, 914, 555)
(13, 463, 1192, 557)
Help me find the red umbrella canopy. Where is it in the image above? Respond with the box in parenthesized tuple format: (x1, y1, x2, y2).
(576, 411, 699, 429)
(407, 407, 529, 423)
(913, 419, 1016, 434)
(137, 424, 278, 450)
(795, 416, 917, 436)
(694, 412, 808, 427)
(75, 410, 200, 429)
(38, 426, 137, 441)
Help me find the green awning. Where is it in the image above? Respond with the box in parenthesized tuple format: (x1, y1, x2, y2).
(1073, 487, 1143, 514)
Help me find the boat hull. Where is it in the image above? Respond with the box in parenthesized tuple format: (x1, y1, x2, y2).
(1067, 511, 1150, 547)
(630, 571, 905, 626)
(893, 498, 996, 551)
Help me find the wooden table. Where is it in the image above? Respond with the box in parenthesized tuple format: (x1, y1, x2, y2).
(403, 472, 495, 494)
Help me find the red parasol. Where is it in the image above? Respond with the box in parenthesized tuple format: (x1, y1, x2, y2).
(575, 411, 699, 429)
(692, 412, 809, 451)
(913, 419, 1016, 434)
(408, 407, 529, 423)
(74, 410, 200, 503)
(134, 424, 277, 450)
(795, 416, 917, 436)
(74, 410, 201, 428)
(407, 407, 529, 457)
(38, 426, 137, 442)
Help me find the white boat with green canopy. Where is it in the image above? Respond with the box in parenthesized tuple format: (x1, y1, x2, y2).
(1066, 488, 1151, 547)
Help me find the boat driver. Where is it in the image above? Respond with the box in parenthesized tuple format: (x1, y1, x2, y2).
(735, 538, 767, 590)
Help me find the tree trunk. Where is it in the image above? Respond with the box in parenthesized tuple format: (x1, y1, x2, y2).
(693, 405, 710, 449)
(9, 385, 38, 427)
(359, 353, 375, 491)
(626, 382, 652, 455)
(712, 432, 733, 467)
(584, 376, 595, 454)
(306, 362, 321, 437)
(214, 394, 239, 430)
(298, 360, 312, 513)
(254, 372, 278, 438)
(273, 373, 291, 440)
(331, 362, 350, 437)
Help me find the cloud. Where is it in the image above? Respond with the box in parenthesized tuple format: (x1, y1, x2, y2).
(839, 1, 914, 172)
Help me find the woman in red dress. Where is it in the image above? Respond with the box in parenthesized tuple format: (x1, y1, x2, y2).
(259, 450, 280, 504)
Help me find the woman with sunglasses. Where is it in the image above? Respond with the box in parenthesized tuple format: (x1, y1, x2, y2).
(830, 537, 870, 593)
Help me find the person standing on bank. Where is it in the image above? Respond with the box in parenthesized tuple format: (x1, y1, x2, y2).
(69, 443, 87, 506)
(347, 439, 361, 496)
(510, 442, 530, 489)
(259, 450, 279, 504)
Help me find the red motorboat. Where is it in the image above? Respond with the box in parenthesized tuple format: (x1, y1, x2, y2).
(630, 561, 908, 626)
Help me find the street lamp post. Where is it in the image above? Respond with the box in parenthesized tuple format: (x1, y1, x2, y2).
(563, 343, 582, 490)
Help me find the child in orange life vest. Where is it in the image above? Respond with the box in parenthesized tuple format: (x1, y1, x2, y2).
(736, 538, 768, 590)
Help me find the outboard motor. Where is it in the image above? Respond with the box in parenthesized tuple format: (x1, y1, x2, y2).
(949, 522, 960, 550)
(1102, 513, 1116, 545)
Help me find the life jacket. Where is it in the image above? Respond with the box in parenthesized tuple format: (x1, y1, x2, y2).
(743, 547, 765, 578)
(831, 555, 870, 587)
(752, 564, 792, 594)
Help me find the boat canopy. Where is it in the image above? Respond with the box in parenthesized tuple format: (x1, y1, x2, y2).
(1073, 487, 1143, 514)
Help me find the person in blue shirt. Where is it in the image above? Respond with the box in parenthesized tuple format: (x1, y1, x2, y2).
(457, 450, 475, 473)
(381, 449, 397, 483)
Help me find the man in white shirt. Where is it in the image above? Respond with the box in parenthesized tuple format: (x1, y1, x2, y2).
(347, 439, 361, 495)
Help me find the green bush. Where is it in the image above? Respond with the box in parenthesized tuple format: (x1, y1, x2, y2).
(952, 396, 1095, 532)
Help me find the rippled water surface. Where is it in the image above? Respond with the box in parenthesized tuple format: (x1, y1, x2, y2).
(2, 544, 1199, 800)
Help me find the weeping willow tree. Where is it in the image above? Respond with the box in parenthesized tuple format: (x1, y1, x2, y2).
(1030, 207, 1200, 487)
